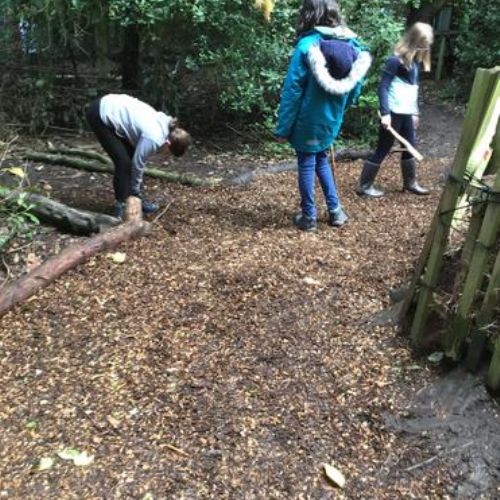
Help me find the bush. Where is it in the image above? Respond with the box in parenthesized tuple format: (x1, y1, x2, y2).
(341, 1, 404, 142)
(454, 0, 500, 94)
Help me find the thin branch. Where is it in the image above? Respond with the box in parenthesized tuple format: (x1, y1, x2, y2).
(151, 201, 172, 224)
(404, 441, 474, 472)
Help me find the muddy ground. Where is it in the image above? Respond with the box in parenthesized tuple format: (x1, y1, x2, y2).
(1, 97, 499, 499)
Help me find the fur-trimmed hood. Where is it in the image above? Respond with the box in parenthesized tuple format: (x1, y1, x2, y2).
(313, 25, 358, 40)
(307, 44, 372, 96)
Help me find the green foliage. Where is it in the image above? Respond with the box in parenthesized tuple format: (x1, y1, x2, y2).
(140, 0, 300, 128)
(340, 1, 404, 140)
(454, 0, 500, 93)
(0, 0, 495, 142)
(0, 188, 40, 251)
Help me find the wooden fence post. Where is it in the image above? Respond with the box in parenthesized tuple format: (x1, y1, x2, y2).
(410, 68, 499, 345)
(446, 171, 500, 359)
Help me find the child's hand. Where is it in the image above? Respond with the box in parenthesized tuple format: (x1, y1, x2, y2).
(412, 115, 420, 129)
(380, 114, 391, 129)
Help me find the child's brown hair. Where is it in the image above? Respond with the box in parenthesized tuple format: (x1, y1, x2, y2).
(296, 0, 342, 36)
(168, 119, 192, 157)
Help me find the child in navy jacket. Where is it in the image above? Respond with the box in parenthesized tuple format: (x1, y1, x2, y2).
(357, 23, 434, 198)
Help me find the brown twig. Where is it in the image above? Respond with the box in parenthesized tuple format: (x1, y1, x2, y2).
(404, 441, 474, 472)
(5, 241, 35, 254)
(0, 256, 11, 288)
(164, 443, 190, 457)
(151, 201, 172, 224)
(0, 134, 19, 167)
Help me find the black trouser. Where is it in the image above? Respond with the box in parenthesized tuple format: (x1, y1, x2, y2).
(86, 98, 135, 202)
(369, 112, 415, 165)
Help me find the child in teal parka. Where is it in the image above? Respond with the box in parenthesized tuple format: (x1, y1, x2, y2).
(275, 0, 371, 231)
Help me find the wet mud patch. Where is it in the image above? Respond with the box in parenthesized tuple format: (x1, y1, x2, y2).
(385, 369, 500, 498)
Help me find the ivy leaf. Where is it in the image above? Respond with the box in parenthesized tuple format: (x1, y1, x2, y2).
(25, 420, 38, 430)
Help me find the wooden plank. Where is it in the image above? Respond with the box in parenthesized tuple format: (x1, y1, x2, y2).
(446, 171, 500, 359)
(463, 246, 499, 371)
(486, 121, 500, 176)
(410, 68, 499, 345)
(435, 36, 446, 82)
(451, 202, 486, 302)
(398, 213, 438, 330)
(487, 337, 500, 391)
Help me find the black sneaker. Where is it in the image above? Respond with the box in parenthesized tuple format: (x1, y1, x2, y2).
(292, 212, 317, 232)
(114, 201, 125, 219)
(142, 199, 159, 214)
(329, 207, 348, 227)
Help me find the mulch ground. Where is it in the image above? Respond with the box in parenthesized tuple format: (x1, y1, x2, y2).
(1, 155, 463, 498)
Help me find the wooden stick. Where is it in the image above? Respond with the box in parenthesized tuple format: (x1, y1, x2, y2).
(151, 201, 172, 224)
(386, 124, 424, 161)
(125, 196, 142, 222)
(378, 112, 424, 161)
(164, 443, 190, 457)
(329, 145, 337, 184)
(404, 441, 474, 472)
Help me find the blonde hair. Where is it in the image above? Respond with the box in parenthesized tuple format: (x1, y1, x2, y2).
(395, 22, 434, 71)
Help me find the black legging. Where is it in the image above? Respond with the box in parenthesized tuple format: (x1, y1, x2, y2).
(369, 112, 415, 165)
(85, 98, 135, 202)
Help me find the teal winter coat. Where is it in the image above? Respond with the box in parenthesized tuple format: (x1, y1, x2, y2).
(275, 26, 371, 153)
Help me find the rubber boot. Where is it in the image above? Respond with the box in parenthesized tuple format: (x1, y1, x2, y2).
(401, 158, 430, 195)
(356, 160, 384, 198)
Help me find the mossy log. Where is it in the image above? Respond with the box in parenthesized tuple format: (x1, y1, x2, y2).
(0, 185, 120, 235)
(24, 151, 222, 187)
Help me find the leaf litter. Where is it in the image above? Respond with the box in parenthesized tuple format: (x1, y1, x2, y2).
(0, 156, 469, 497)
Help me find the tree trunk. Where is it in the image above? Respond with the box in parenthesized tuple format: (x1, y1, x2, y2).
(407, 0, 447, 26)
(0, 220, 150, 317)
(121, 24, 140, 91)
(0, 186, 120, 235)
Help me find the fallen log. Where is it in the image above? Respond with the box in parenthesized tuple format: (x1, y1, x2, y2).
(24, 151, 222, 187)
(0, 219, 150, 317)
(47, 146, 111, 165)
(0, 186, 120, 235)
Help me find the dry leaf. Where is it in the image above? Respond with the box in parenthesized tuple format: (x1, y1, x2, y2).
(303, 276, 321, 286)
(25, 253, 42, 273)
(37, 457, 54, 471)
(6, 166, 25, 178)
(106, 415, 121, 428)
(323, 463, 346, 488)
(108, 252, 126, 264)
(72, 451, 94, 466)
(57, 448, 94, 466)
